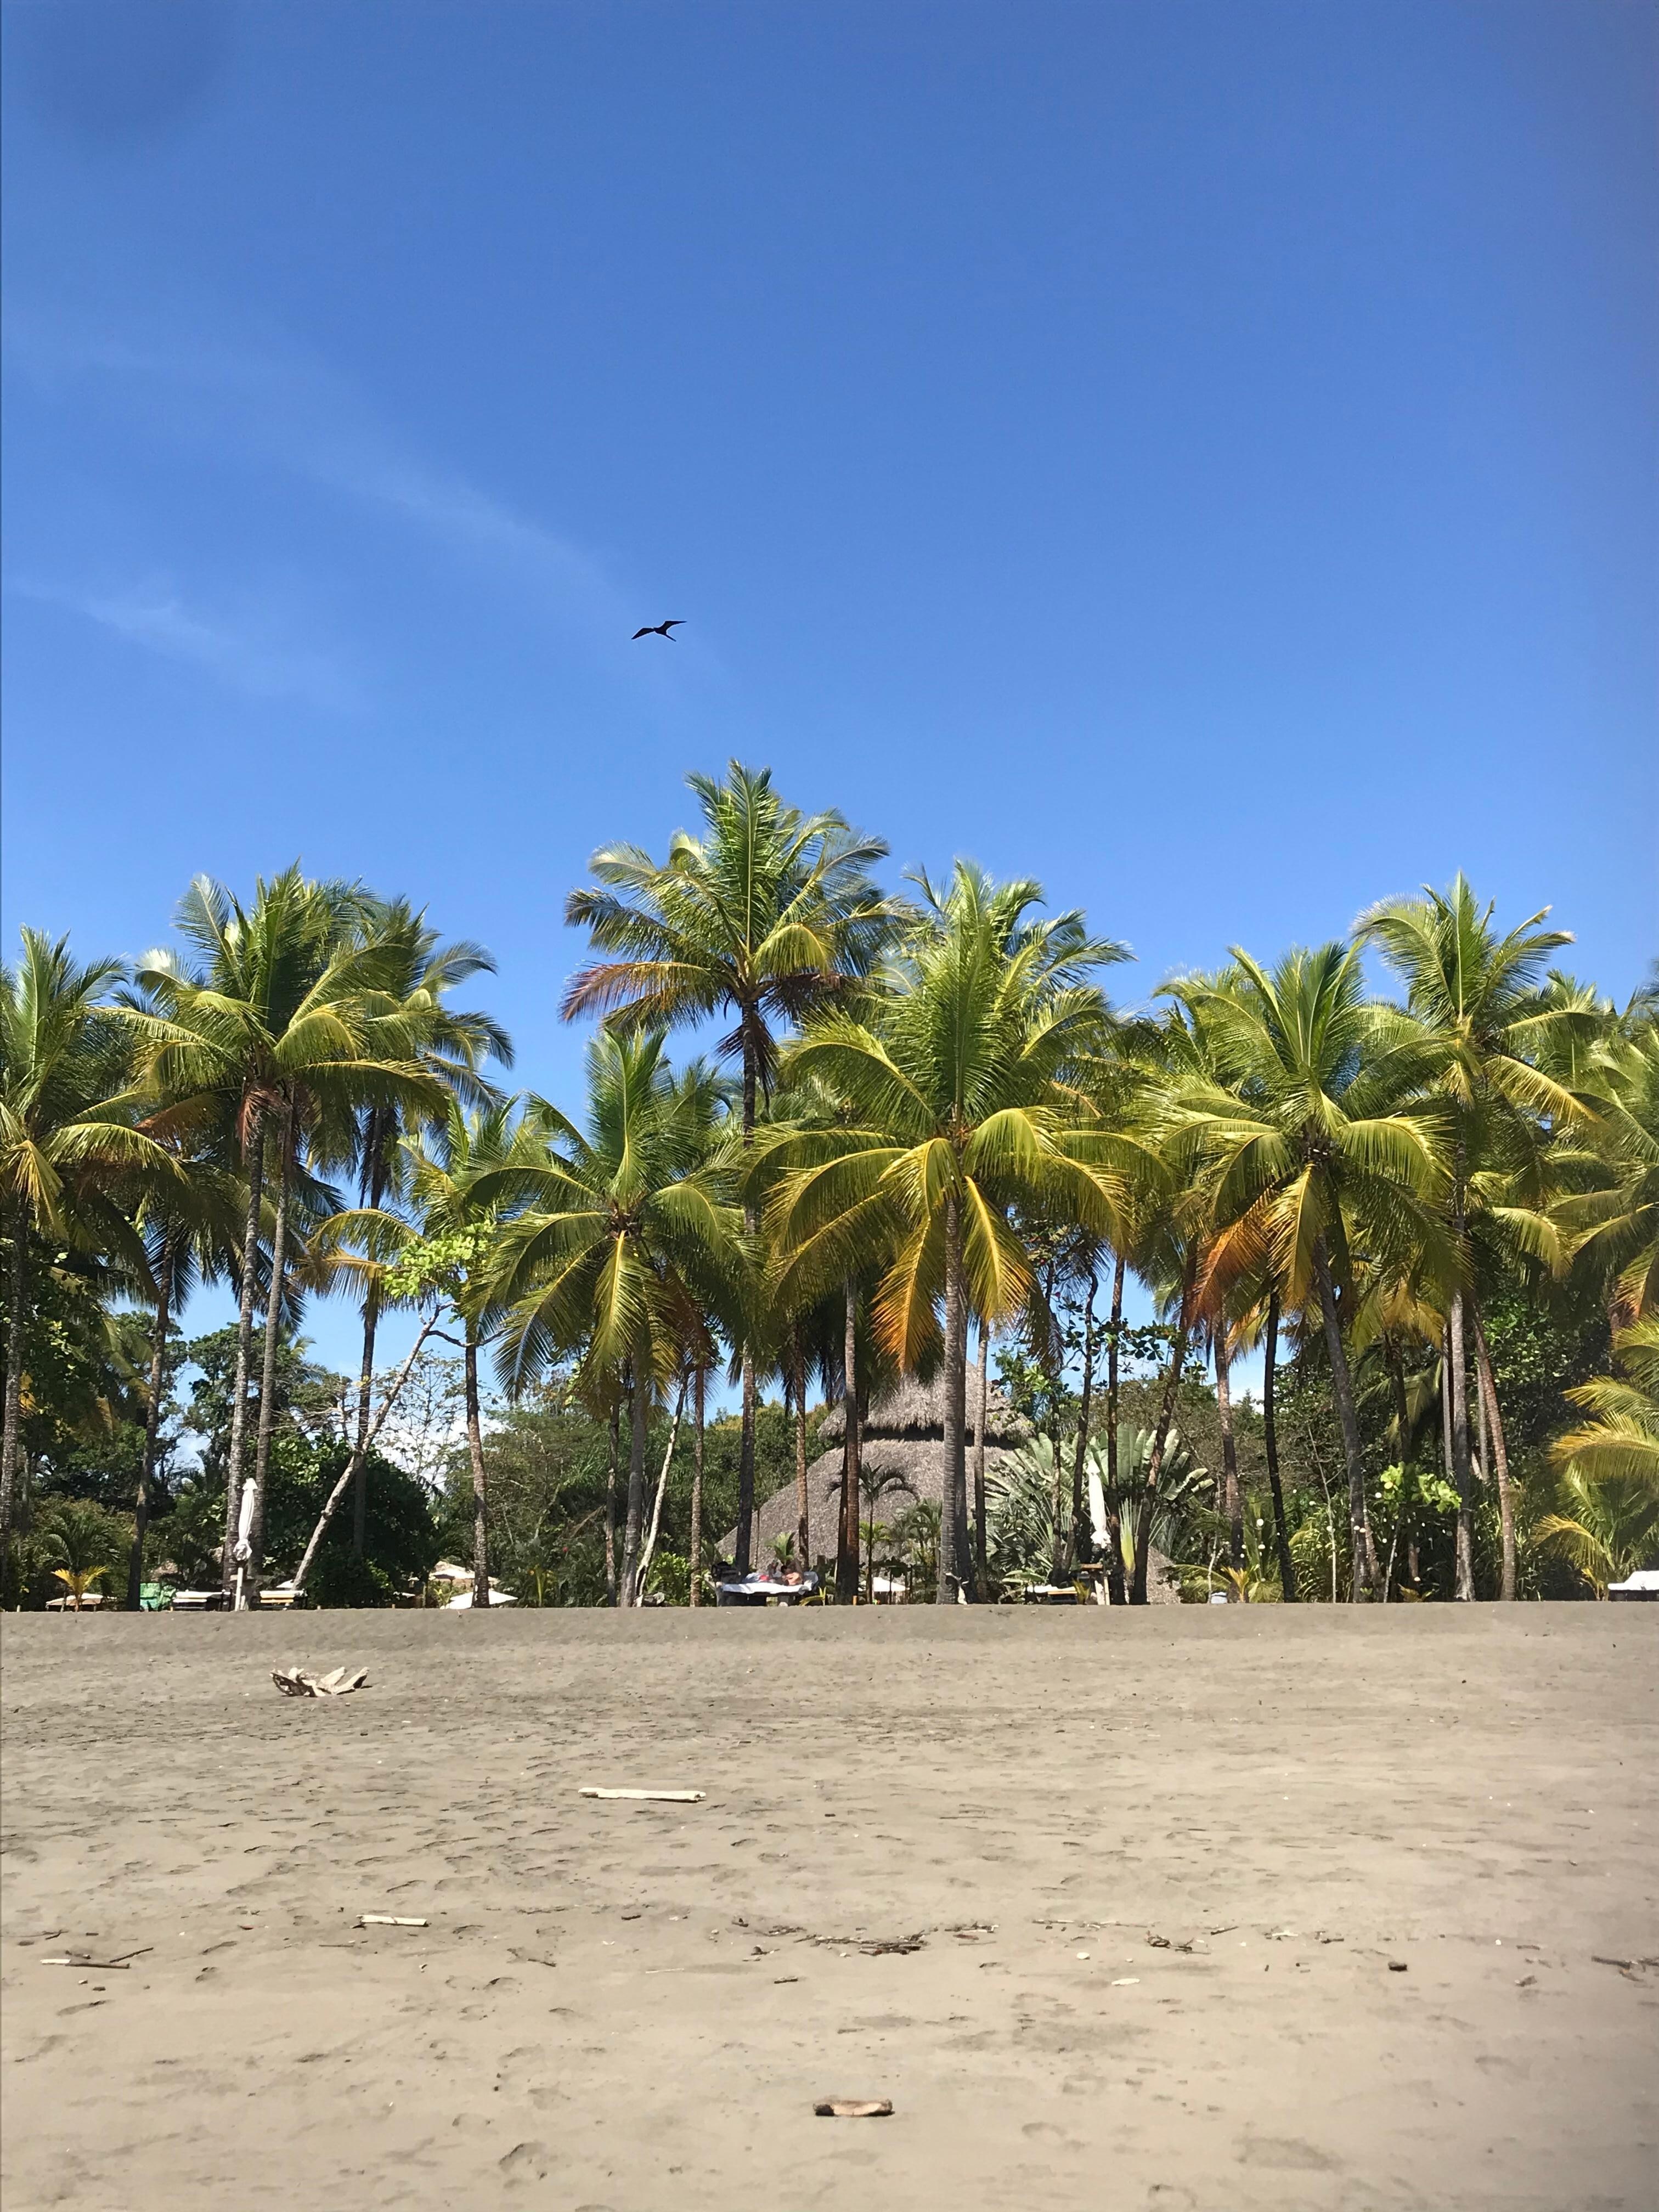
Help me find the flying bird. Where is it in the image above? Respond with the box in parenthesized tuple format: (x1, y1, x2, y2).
(632, 619, 685, 641)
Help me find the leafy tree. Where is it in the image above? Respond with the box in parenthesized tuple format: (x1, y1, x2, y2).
(1162, 945, 1449, 1599)
(1358, 874, 1581, 1597)
(2, 929, 175, 1551)
(562, 761, 895, 1572)
(486, 1034, 742, 1603)
(763, 862, 1134, 1599)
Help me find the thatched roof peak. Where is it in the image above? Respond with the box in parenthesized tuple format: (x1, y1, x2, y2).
(819, 1373, 1030, 1448)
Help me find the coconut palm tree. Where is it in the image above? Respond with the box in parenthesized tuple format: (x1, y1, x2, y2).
(334, 900, 511, 1559)
(1357, 878, 1581, 1598)
(760, 862, 1137, 1601)
(1538, 1322, 1659, 1596)
(561, 763, 896, 1572)
(1161, 945, 1450, 1600)
(1, 930, 177, 1550)
(1560, 1024, 1659, 1329)
(484, 1033, 743, 1605)
(124, 870, 444, 1599)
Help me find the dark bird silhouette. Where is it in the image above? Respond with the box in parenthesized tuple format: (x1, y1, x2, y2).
(631, 619, 685, 641)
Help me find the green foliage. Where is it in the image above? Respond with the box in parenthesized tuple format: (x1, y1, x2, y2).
(261, 1435, 440, 1604)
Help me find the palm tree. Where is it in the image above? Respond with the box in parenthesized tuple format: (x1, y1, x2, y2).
(335, 900, 510, 1559)
(1357, 877, 1582, 1598)
(125, 870, 443, 1600)
(484, 1033, 743, 1605)
(1538, 1318, 1659, 1593)
(1560, 1024, 1659, 1328)
(561, 763, 895, 1572)
(760, 862, 1135, 1601)
(1, 931, 176, 1550)
(376, 1101, 539, 1610)
(1164, 945, 1450, 1600)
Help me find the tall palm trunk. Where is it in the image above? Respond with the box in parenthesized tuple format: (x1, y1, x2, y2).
(1, 1223, 29, 1551)
(619, 1355, 648, 1604)
(1103, 1250, 1126, 1605)
(465, 1333, 490, 1608)
(1262, 1290, 1296, 1600)
(1131, 1246, 1197, 1604)
(1471, 1304, 1515, 1600)
(837, 1282, 860, 1601)
(938, 1191, 970, 1602)
(1070, 1271, 1098, 1568)
(1447, 1293, 1476, 1600)
(245, 1099, 295, 1605)
(792, 1335, 810, 1568)
(221, 1099, 267, 1593)
(349, 1282, 381, 1561)
(689, 1367, 706, 1606)
(1381, 1329, 1415, 1600)
(735, 1010, 759, 1576)
(973, 1323, 990, 1592)
(1214, 1319, 1242, 1568)
(128, 1231, 176, 1610)
(1311, 1236, 1377, 1600)
(603, 1400, 619, 1605)
(351, 1134, 390, 1560)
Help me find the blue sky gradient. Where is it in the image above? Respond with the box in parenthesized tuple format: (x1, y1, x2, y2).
(3, 0, 1654, 1379)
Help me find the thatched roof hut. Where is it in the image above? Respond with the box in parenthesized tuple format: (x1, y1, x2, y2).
(723, 1373, 1181, 1600)
(724, 1375, 1030, 1567)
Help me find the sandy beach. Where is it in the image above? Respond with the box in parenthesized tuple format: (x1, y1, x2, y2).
(2, 1609, 1654, 2210)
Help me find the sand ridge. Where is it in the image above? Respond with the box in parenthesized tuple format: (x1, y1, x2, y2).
(2, 1609, 1655, 2209)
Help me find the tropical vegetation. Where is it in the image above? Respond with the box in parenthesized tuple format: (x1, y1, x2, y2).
(2, 765, 1652, 1609)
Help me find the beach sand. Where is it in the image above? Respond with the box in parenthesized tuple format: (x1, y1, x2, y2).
(2, 1607, 1654, 2210)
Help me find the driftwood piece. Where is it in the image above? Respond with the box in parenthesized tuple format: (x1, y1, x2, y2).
(578, 1787, 705, 1803)
(358, 1915, 427, 1928)
(814, 2100, 893, 2119)
(273, 1665, 370, 1698)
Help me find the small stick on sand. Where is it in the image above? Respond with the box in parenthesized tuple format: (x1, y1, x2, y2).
(358, 1915, 428, 1928)
(579, 1788, 706, 1803)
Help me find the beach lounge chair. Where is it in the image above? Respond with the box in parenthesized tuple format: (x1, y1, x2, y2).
(170, 1588, 225, 1611)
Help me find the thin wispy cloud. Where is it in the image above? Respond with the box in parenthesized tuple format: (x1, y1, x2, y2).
(6, 312, 639, 639)
(9, 576, 362, 710)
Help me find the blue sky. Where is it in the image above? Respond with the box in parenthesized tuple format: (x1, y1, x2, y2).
(3, 0, 1655, 1383)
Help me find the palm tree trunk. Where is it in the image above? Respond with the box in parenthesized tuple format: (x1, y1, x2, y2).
(1215, 1319, 1242, 1568)
(735, 1009, 759, 1576)
(973, 1322, 990, 1592)
(221, 1100, 266, 1594)
(128, 1231, 175, 1610)
(466, 1333, 490, 1608)
(604, 1399, 619, 1604)
(1, 1223, 29, 1553)
(1472, 1304, 1515, 1601)
(351, 1138, 389, 1559)
(792, 1335, 810, 1568)
(689, 1367, 706, 1607)
(619, 1356, 648, 1604)
(1070, 1268, 1098, 1568)
(1383, 1329, 1414, 1600)
(838, 1282, 860, 1601)
(349, 1284, 381, 1561)
(1131, 1246, 1197, 1604)
(736, 1356, 757, 1577)
(1262, 1290, 1296, 1600)
(246, 1099, 295, 1605)
(1447, 1291, 1476, 1600)
(1103, 1250, 1126, 1604)
(1311, 1236, 1377, 1600)
(938, 1191, 970, 1603)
